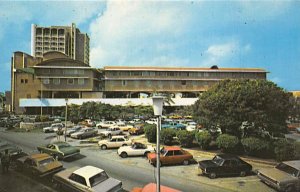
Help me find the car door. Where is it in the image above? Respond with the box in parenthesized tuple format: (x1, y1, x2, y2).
(173, 150, 185, 164)
(221, 160, 233, 175)
(230, 159, 240, 174)
(116, 138, 125, 148)
(162, 150, 174, 165)
(109, 138, 117, 148)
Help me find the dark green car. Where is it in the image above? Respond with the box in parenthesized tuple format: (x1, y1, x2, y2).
(37, 142, 80, 160)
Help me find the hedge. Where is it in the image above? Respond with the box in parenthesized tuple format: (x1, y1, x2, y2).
(160, 128, 176, 145)
(144, 124, 157, 143)
(241, 137, 270, 157)
(195, 131, 212, 150)
(177, 130, 195, 147)
(216, 134, 239, 153)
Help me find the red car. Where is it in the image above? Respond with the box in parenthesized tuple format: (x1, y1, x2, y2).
(147, 146, 193, 167)
(132, 183, 181, 192)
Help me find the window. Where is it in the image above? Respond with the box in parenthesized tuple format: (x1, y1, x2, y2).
(78, 70, 84, 75)
(53, 78, 60, 85)
(122, 80, 126, 86)
(70, 174, 87, 186)
(43, 78, 50, 84)
(181, 80, 186, 85)
(67, 78, 74, 85)
(78, 79, 85, 85)
(165, 151, 173, 156)
(21, 79, 24, 83)
(25, 79, 28, 84)
(44, 69, 51, 74)
(117, 138, 125, 142)
(174, 150, 183, 156)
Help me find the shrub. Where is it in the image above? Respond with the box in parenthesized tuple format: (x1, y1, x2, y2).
(144, 124, 156, 143)
(274, 139, 296, 161)
(40, 115, 49, 122)
(295, 142, 300, 160)
(216, 134, 239, 153)
(160, 128, 176, 145)
(241, 137, 269, 157)
(195, 131, 212, 150)
(177, 130, 195, 147)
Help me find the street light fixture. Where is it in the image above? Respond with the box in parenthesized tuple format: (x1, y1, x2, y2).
(64, 98, 68, 142)
(152, 96, 164, 192)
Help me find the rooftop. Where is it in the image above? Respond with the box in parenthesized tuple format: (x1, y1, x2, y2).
(73, 165, 104, 178)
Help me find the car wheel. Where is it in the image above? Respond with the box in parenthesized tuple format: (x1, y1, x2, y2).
(183, 160, 189, 165)
(285, 185, 295, 192)
(120, 152, 128, 158)
(240, 171, 246, 177)
(101, 145, 107, 150)
(98, 126, 102, 129)
(209, 172, 217, 179)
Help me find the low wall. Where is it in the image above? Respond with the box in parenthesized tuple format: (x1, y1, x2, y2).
(20, 122, 52, 129)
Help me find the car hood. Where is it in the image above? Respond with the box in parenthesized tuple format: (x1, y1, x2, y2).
(43, 127, 51, 130)
(92, 177, 122, 192)
(258, 168, 296, 182)
(198, 160, 218, 168)
(71, 131, 84, 136)
(60, 147, 79, 155)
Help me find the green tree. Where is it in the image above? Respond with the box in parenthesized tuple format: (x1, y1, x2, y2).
(193, 79, 291, 138)
(195, 131, 212, 150)
(68, 104, 81, 123)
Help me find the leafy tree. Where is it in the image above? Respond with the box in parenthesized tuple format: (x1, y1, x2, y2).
(274, 139, 296, 161)
(160, 128, 176, 145)
(195, 131, 212, 150)
(216, 134, 239, 153)
(177, 130, 195, 147)
(144, 124, 157, 143)
(193, 79, 291, 138)
(241, 137, 270, 157)
(67, 104, 81, 123)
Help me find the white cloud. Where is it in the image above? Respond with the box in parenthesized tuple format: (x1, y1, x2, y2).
(206, 42, 238, 57)
(89, 1, 192, 68)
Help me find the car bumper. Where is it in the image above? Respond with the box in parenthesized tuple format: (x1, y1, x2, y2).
(257, 173, 282, 191)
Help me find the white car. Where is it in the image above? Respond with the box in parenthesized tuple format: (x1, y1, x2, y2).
(43, 123, 64, 133)
(53, 165, 122, 192)
(145, 118, 158, 125)
(96, 121, 116, 129)
(101, 127, 122, 138)
(186, 122, 197, 132)
(117, 142, 155, 158)
(98, 136, 131, 150)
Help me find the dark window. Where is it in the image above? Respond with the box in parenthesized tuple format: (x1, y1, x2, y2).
(181, 80, 186, 85)
(25, 79, 28, 84)
(117, 138, 125, 142)
(174, 150, 183, 156)
(165, 151, 173, 156)
(67, 78, 74, 85)
(111, 138, 117, 142)
(122, 80, 126, 86)
(21, 79, 24, 83)
(223, 160, 231, 167)
(70, 174, 87, 186)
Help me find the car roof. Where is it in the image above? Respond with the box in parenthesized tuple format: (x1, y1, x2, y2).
(163, 146, 181, 151)
(216, 154, 240, 160)
(283, 160, 300, 170)
(111, 135, 126, 139)
(73, 165, 104, 178)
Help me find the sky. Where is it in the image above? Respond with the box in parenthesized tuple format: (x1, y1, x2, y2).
(0, 0, 299, 93)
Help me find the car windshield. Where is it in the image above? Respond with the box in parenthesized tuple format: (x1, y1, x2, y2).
(212, 156, 223, 165)
(276, 163, 299, 176)
(89, 171, 109, 187)
(39, 157, 54, 166)
(160, 148, 167, 155)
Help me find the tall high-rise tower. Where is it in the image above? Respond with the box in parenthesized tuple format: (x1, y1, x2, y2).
(31, 23, 89, 65)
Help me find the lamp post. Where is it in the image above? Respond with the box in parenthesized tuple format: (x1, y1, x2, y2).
(40, 80, 43, 116)
(152, 96, 164, 192)
(64, 98, 68, 142)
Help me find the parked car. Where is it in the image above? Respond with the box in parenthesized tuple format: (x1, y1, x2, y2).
(147, 146, 193, 167)
(145, 118, 158, 125)
(101, 127, 122, 138)
(118, 124, 134, 131)
(53, 165, 123, 192)
(70, 127, 98, 139)
(79, 119, 95, 127)
(37, 142, 80, 160)
(198, 154, 252, 179)
(132, 183, 181, 192)
(16, 153, 63, 177)
(98, 136, 132, 150)
(43, 123, 64, 133)
(186, 122, 197, 132)
(0, 141, 23, 160)
(96, 121, 116, 129)
(161, 122, 186, 130)
(65, 125, 83, 136)
(129, 124, 144, 135)
(257, 160, 300, 192)
(117, 142, 155, 158)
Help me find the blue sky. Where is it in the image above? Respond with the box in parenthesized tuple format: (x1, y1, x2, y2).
(0, 1, 299, 93)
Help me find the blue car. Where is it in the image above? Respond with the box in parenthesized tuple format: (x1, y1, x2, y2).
(161, 122, 186, 130)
